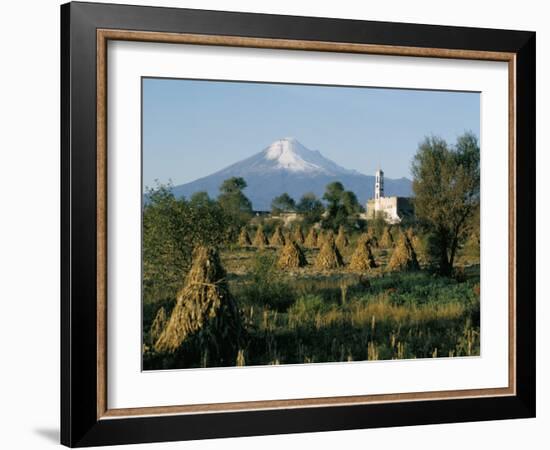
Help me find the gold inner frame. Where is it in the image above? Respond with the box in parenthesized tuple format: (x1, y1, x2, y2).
(96, 29, 517, 420)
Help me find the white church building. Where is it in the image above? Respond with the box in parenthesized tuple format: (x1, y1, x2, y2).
(365, 169, 413, 224)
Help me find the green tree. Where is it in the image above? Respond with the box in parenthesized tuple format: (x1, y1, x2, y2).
(323, 181, 345, 210)
(322, 181, 361, 229)
(271, 192, 296, 215)
(143, 183, 231, 302)
(341, 190, 361, 215)
(296, 192, 325, 225)
(217, 177, 253, 233)
(189, 191, 214, 208)
(220, 176, 247, 192)
(411, 132, 480, 275)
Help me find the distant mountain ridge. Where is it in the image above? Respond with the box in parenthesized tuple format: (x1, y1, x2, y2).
(171, 138, 413, 210)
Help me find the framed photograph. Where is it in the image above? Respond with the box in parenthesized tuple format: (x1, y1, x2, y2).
(61, 2, 535, 447)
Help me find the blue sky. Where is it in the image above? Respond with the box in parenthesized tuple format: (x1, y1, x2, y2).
(142, 78, 479, 188)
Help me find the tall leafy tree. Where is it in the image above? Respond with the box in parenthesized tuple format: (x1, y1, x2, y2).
(323, 181, 345, 210)
(341, 190, 362, 215)
(296, 192, 325, 225)
(217, 177, 253, 232)
(411, 132, 480, 275)
(322, 181, 361, 229)
(271, 192, 296, 215)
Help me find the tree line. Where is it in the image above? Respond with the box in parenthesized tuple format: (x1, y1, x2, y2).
(271, 181, 363, 228)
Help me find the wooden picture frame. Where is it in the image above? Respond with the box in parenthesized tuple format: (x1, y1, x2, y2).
(61, 1, 535, 447)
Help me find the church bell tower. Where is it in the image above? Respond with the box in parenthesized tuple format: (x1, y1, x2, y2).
(375, 168, 384, 200)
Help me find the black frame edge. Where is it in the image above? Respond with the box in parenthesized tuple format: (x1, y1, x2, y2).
(514, 32, 536, 417)
(60, 2, 536, 447)
(62, 2, 101, 446)
(60, 2, 72, 447)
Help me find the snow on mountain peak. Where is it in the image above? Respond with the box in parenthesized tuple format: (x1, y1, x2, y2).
(214, 138, 358, 178)
(261, 138, 357, 176)
(264, 138, 322, 173)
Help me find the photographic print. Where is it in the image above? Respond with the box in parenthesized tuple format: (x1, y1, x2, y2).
(142, 78, 481, 371)
(62, 7, 535, 444)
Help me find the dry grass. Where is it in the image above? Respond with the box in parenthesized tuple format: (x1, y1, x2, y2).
(380, 227, 394, 248)
(154, 246, 244, 353)
(150, 306, 167, 343)
(270, 226, 286, 246)
(238, 227, 251, 246)
(349, 240, 377, 271)
(236, 349, 246, 366)
(304, 228, 318, 248)
(335, 226, 349, 250)
(277, 240, 308, 269)
(348, 297, 465, 326)
(315, 238, 345, 269)
(407, 228, 427, 265)
(366, 229, 379, 248)
(320, 230, 334, 247)
(387, 232, 420, 271)
(293, 227, 305, 244)
(253, 225, 269, 248)
(288, 295, 465, 330)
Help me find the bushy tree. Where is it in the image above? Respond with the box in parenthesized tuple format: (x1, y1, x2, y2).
(323, 181, 345, 209)
(217, 177, 253, 234)
(143, 184, 231, 302)
(322, 181, 361, 230)
(189, 191, 215, 208)
(411, 132, 480, 275)
(271, 192, 296, 215)
(341, 190, 362, 215)
(296, 192, 324, 225)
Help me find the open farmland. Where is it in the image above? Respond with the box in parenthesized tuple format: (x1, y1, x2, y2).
(143, 228, 480, 370)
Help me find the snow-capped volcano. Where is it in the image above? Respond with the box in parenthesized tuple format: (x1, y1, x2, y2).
(213, 137, 357, 178)
(170, 138, 412, 210)
(262, 138, 356, 175)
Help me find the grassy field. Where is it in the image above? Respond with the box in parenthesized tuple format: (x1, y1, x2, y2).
(143, 236, 480, 370)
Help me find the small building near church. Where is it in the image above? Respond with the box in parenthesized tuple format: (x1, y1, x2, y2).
(365, 168, 413, 223)
(252, 210, 301, 226)
(272, 211, 301, 226)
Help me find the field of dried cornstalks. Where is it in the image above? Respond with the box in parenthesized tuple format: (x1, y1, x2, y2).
(143, 227, 480, 370)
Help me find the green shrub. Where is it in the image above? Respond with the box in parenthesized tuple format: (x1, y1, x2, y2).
(290, 294, 329, 315)
(237, 252, 295, 311)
